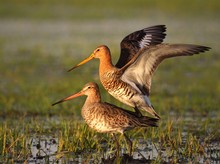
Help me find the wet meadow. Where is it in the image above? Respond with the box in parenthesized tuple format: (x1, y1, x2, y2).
(0, 0, 220, 163)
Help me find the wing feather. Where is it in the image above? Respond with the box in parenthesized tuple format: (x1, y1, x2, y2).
(121, 44, 211, 95)
(116, 25, 167, 68)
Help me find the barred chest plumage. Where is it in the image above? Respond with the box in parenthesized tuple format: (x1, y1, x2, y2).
(81, 105, 106, 132)
(100, 70, 138, 107)
(81, 103, 123, 133)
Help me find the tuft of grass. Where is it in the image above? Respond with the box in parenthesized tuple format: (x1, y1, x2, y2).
(0, 114, 219, 163)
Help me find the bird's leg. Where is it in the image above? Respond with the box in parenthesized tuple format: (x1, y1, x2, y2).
(112, 133, 120, 157)
(134, 106, 142, 117)
(123, 133, 133, 156)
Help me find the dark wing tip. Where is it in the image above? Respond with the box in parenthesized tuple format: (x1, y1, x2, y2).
(200, 46, 211, 52)
(141, 25, 167, 46)
(187, 45, 211, 55)
(116, 25, 167, 68)
(164, 44, 211, 57)
(120, 24, 167, 49)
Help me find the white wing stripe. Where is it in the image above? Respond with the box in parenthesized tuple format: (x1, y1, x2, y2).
(139, 34, 152, 49)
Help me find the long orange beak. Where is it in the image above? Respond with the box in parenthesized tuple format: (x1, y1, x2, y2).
(68, 53, 95, 72)
(52, 91, 83, 106)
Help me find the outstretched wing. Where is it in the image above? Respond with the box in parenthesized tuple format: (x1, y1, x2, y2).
(121, 44, 211, 96)
(115, 25, 167, 68)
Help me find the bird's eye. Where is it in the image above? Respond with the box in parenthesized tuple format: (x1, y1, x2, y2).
(96, 49, 100, 52)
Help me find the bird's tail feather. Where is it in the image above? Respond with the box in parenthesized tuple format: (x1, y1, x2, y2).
(139, 116, 159, 127)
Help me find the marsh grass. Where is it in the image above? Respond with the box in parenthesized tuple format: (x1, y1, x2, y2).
(0, 0, 220, 162)
(1, 115, 219, 163)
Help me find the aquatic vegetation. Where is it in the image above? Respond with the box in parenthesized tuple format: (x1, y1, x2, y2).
(0, 115, 219, 163)
(0, 0, 219, 162)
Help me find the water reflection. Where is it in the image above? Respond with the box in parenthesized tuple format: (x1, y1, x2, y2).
(27, 135, 58, 163)
(26, 135, 220, 163)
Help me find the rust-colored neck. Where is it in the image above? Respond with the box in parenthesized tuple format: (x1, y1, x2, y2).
(98, 51, 115, 77)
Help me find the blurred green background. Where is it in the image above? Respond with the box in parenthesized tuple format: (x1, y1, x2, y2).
(0, 0, 219, 117)
(1, 0, 220, 20)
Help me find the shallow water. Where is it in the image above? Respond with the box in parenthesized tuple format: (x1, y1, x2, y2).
(1, 113, 219, 163)
(19, 129, 220, 163)
(27, 135, 58, 163)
